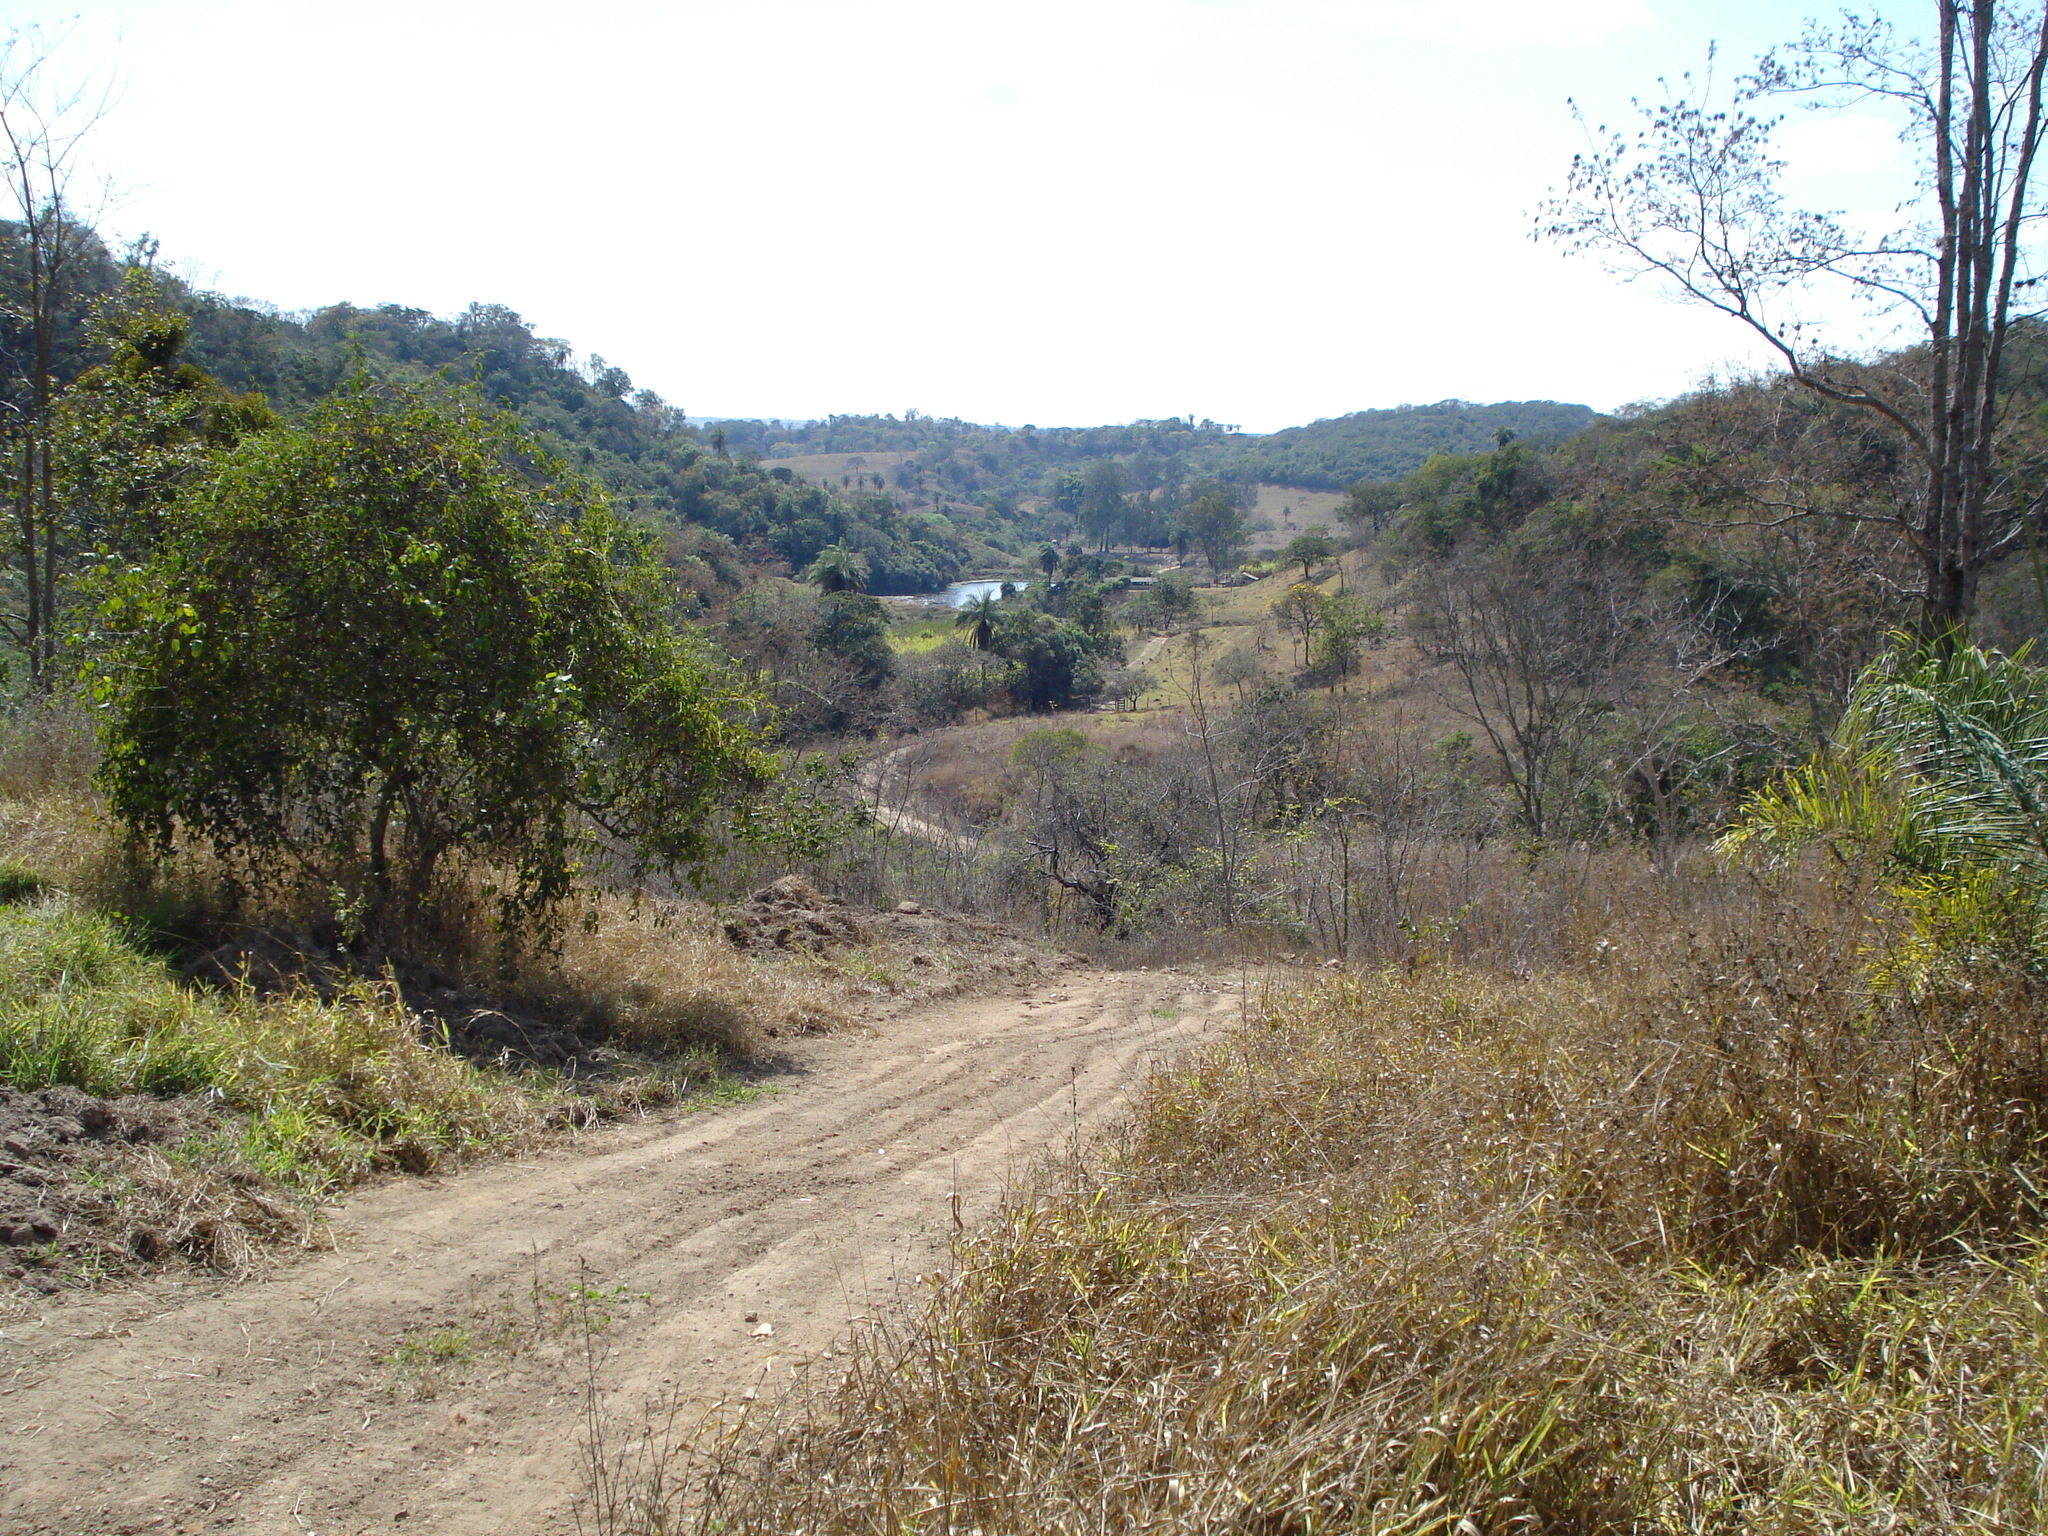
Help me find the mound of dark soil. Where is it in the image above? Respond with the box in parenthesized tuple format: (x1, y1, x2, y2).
(0, 1084, 305, 1291)
(721, 875, 870, 954)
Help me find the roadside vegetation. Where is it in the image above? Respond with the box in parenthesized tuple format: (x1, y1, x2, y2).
(684, 630, 2048, 1532)
(4, 4, 2048, 1528)
(699, 861, 2048, 1531)
(0, 699, 849, 1282)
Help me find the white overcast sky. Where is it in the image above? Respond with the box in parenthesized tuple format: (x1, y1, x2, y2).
(6, 0, 1925, 430)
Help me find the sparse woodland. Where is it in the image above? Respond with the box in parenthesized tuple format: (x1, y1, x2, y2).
(7, 3, 2048, 1531)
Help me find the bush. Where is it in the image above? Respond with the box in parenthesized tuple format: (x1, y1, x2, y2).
(87, 378, 772, 944)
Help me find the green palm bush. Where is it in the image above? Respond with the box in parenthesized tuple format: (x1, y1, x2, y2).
(1723, 637, 2048, 969)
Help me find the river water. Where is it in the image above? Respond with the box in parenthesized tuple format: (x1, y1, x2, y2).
(939, 578, 1007, 607)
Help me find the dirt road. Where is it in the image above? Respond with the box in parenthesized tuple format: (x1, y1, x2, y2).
(0, 970, 1236, 1536)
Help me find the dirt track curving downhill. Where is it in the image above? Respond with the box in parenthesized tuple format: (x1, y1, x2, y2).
(0, 970, 1238, 1536)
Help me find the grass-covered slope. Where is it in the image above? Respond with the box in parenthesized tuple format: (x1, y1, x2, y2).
(699, 865, 2048, 1534)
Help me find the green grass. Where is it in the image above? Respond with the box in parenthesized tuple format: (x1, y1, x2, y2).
(0, 900, 231, 1095)
(890, 619, 958, 653)
(0, 899, 543, 1194)
(0, 857, 47, 904)
(392, 1324, 478, 1373)
(0, 894, 799, 1224)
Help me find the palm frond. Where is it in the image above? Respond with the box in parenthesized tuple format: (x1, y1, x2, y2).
(1723, 635, 2048, 965)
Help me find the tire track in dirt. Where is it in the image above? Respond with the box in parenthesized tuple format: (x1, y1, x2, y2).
(0, 970, 1238, 1536)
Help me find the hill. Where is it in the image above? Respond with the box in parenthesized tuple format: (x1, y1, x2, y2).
(702, 399, 1602, 510)
(169, 296, 1006, 594)
(0, 223, 1599, 590)
(1206, 399, 1600, 489)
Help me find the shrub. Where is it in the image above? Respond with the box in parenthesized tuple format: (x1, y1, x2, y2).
(86, 378, 772, 944)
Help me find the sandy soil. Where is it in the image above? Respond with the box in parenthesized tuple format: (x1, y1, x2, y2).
(0, 969, 1238, 1536)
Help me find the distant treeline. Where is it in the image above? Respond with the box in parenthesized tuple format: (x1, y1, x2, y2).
(1215, 400, 1599, 488)
(0, 227, 1008, 595)
(170, 295, 986, 595)
(708, 399, 1601, 501)
(0, 220, 1601, 597)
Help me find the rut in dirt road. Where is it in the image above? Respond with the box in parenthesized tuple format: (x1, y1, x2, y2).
(0, 969, 1240, 1536)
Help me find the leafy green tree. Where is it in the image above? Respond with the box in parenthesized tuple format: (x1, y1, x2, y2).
(810, 589, 894, 682)
(62, 270, 277, 559)
(1180, 481, 1248, 577)
(1078, 580, 1116, 641)
(1079, 459, 1130, 551)
(993, 608, 1104, 711)
(1101, 664, 1156, 712)
(1152, 571, 1199, 628)
(1282, 527, 1336, 583)
(1310, 592, 1387, 681)
(1045, 468, 1086, 523)
(1339, 480, 1399, 535)
(88, 380, 772, 939)
(1272, 582, 1323, 669)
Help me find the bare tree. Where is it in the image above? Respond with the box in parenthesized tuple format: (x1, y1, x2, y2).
(0, 25, 112, 686)
(1184, 627, 1238, 923)
(1542, 1, 2048, 636)
(1411, 543, 1640, 838)
(1608, 586, 1774, 864)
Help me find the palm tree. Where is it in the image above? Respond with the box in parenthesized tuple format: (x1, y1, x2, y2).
(1725, 638, 2048, 960)
(804, 544, 868, 594)
(955, 592, 1001, 652)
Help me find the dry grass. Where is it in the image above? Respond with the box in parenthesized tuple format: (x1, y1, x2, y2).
(684, 864, 2048, 1534)
(512, 892, 850, 1054)
(890, 713, 1203, 830)
(1245, 485, 1349, 549)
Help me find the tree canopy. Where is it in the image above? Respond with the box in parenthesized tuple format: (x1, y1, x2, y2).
(88, 379, 772, 939)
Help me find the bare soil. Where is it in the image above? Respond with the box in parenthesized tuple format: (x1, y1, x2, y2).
(0, 1089, 271, 1293)
(0, 968, 1239, 1535)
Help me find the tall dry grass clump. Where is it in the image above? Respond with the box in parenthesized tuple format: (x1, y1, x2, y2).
(508, 893, 847, 1056)
(691, 864, 2048, 1534)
